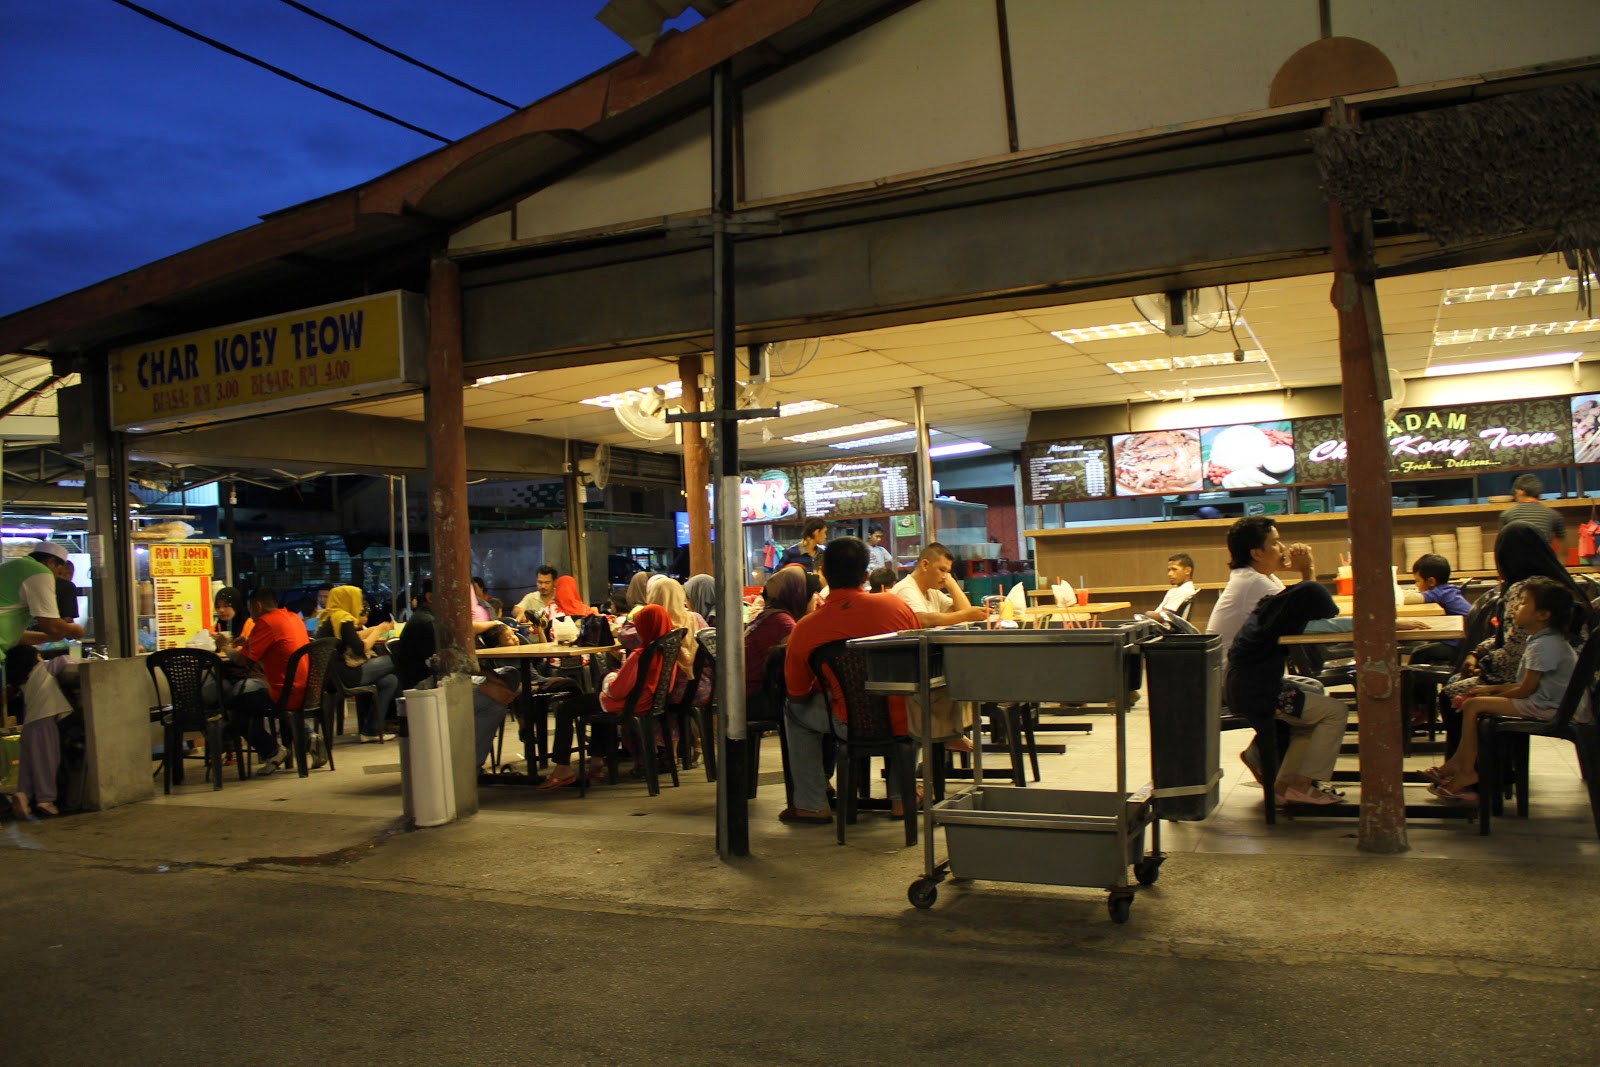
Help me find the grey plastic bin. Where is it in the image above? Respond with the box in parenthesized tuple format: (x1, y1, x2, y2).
(1141, 633, 1222, 821)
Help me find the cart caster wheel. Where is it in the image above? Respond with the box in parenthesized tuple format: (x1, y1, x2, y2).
(1108, 895, 1133, 924)
(1134, 857, 1163, 886)
(908, 879, 938, 910)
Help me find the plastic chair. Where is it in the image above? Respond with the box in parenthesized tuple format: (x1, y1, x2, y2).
(327, 667, 380, 740)
(272, 638, 340, 777)
(807, 640, 917, 847)
(1474, 627, 1600, 838)
(744, 642, 793, 804)
(670, 642, 717, 782)
(576, 628, 685, 797)
(146, 649, 228, 794)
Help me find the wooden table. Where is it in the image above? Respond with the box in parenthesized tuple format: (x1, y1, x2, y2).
(1277, 620, 1462, 645)
(1021, 602, 1134, 626)
(476, 643, 619, 769)
(1332, 598, 1445, 618)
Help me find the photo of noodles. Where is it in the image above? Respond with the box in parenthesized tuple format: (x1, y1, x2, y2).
(1112, 429, 1202, 496)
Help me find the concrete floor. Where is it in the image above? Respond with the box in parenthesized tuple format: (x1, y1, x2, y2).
(5, 699, 1599, 1064)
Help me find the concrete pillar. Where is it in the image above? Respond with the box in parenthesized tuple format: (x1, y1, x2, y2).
(424, 255, 477, 676)
(680, 354, 712, 576)
(440, 673, 479, 819)
(80, 656, 156, 810)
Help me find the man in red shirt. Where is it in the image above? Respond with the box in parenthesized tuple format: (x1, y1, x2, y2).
(228, 587, 311, 774)
(782, 535, 917, 824)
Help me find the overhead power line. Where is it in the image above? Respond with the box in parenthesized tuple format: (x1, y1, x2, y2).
(274, 0, 518, 111)
(108, 0, 451, 144)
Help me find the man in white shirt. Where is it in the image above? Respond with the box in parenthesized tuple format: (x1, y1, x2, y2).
(513, 566, 558, 623)
(891, 543, 990, 627)
(1156, 553, 1197, 617)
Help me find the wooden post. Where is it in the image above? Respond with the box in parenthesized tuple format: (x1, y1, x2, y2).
(680, 354, 712, 577)
(1328, 107, 1407, 854)
(424, 254, 477, 676)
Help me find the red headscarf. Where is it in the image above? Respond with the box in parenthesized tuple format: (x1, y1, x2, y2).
(630, 603, 671, 646)
(552, 575, 594, 616)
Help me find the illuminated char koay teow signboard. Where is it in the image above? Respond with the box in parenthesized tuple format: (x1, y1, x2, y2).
(108, 291, 426, 431)
(1294, 395, 1573, 484)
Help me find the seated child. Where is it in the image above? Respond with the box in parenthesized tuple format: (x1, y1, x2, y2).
(1425, 575, 1577, 801)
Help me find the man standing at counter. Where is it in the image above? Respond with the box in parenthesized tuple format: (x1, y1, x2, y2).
(1498, 473, 1565, 548)
(1, 542, 85, 819)
(865, 526, 895, 575)
(777, 518, 828, 572)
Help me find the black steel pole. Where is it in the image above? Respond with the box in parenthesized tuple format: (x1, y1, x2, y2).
(711, 60, 749, 859)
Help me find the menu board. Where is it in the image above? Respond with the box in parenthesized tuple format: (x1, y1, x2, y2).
(154, 574, 211, 650)
(739, 468, 798, 524)
(1200, 421, 1296, 489)
(1295, 396, 1573, 484)
(1022, 437, 1111, 504)
(1110, 429, 1202, 497)
(795, 454, 917, 519)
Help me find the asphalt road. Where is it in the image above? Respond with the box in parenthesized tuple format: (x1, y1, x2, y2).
(7, 850, 1597, 1066)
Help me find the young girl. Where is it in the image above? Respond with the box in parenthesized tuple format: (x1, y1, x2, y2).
(1427, 576, 1579, 801)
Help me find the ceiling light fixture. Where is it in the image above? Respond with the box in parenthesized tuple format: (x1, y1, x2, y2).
(1050, 321, 1160, 345)
(784, 419, 906, 443)
(1433, 319, 1600, 345)
(1423, 351, 1582, 378)
(471, 371, 531, 387)
(928, 441, 991, 458)
(1441, 275, 1594, 304)
(580, 381, 683, 408)
(828, 429, 941, 450)
(1143, 382, 1282, 401)
(1105, 350, 1267, 374)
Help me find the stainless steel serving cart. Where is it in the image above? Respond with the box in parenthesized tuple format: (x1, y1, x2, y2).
(850, 622, 1162, 923)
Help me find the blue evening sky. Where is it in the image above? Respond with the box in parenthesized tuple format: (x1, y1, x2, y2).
(0, 1, 699, 318)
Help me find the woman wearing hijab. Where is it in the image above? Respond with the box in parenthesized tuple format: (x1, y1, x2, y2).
(683, 573, 717, 629)
(213, 586, 252, 645)
(743, 566, 808, 699)
(1437, 521, 1589, 742)
(1226, 581, 1351, 806)
(316, 585, 399, 742)
(538, 604, 677, 790)
(535, 574, 594, 643)
(646, 577, 702, 700)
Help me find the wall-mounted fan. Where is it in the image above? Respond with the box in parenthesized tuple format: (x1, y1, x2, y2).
(578, 442, 611, 490)
(1131, 288, 1232, 337)
(612, 387, 674, 440)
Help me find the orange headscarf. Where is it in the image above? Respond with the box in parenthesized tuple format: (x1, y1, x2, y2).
(551, 575, 594, 616)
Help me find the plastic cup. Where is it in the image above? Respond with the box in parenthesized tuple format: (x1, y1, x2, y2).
(1076, 590, 1089, 606)
(1336, 577, 1354, 596)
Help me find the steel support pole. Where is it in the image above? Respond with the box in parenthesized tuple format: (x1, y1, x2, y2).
(1328, 107, 1407, 854)
(711, 60, 749, 859)
(400, 474, 412, 614)
(564, 442, 590, 601)
(424, 254, 476, 675)
(387, 475, 399, 620)
(913, 386, 935, 550)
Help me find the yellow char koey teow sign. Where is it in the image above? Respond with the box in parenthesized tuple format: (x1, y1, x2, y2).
(109, 291, 426, 431)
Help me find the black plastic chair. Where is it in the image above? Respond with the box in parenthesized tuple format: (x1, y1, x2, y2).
(327, 667, 381, 740)
(745, 642, 793, 804)
(147, 649, 228, 794)
(1404, 592, 1500, 750)
(670, 642, 717, 781)
(1475, 627, 1600, 838)
(577, 628, 685, 796)
(808, 640, 917, 847)
(270, 638, 340, 777)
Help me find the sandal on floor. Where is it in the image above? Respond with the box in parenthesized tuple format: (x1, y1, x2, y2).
(778, 807, 832, 825)
(1421, 766, 1452, 786)
(535, 773, 578, 792)
(1429, 781, 1479, 802)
